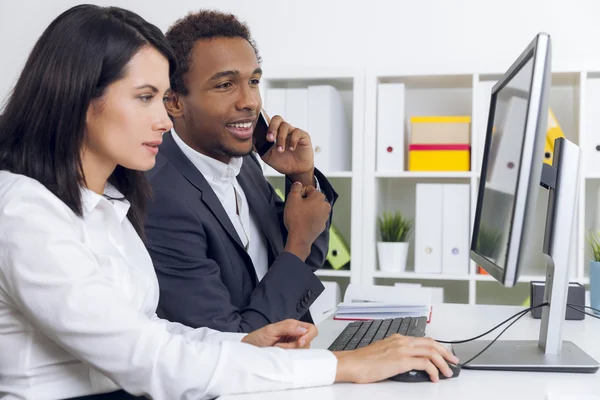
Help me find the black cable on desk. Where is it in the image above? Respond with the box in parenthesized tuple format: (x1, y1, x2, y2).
(458, 304, 540, 367)
(435, 303, 548, 345)
(567, 305, 600, 320)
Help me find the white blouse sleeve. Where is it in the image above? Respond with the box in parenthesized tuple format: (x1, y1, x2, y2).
(0, 178, 337, 399)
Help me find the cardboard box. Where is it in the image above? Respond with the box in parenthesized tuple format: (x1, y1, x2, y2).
(409, 144, 470, 171)
(411, 116, 471, 144)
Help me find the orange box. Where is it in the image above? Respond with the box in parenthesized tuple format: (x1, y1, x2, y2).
(410, 116, 471, 144)
(408, 144, 470, 171)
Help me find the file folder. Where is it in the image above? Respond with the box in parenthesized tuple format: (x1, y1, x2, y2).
(584, 78, 600, 175)
(307, 85, 351, 172)
(376, 83, 405, 172)
(442, 184, 470, 275)
(285, 88, 308, 131)
(415, 184, 443, 273)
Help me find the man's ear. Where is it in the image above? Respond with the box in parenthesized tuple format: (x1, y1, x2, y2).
(164, 90, 184, 119)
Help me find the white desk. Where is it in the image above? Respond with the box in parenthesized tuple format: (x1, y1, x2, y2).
(220, 304, 600, 400)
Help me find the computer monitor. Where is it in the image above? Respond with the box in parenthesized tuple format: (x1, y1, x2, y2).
(452, 33, 599, 372)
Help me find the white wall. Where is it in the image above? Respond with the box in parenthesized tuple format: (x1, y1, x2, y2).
(1, 0, 600, 102)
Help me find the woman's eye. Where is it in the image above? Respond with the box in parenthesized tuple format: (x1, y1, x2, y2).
(139, 95, 154, 102)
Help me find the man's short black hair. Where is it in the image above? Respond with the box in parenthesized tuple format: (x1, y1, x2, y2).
(166, 10, 261, 95)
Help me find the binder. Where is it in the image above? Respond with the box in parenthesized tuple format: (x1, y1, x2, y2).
(414, 184, 443, 273)
(475, 80, 496, 173)
(584, 78, 600, 175)
(442, 184, 470, 275)
(307, 85, 351, 172)
(326, 225, 351, 270)
(544, 109, 565, 166)
(285, 88, 308, 131)
(376, 83, 405, 172)
(265, 88, 287, 119)
(487, 95, 528, 194)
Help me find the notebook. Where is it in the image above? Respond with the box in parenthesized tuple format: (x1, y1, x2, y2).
(334, 284, 433, 322)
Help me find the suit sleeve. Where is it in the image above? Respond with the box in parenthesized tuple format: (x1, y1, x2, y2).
(275, 168, 339, 273)
(145, 188, 325, 333)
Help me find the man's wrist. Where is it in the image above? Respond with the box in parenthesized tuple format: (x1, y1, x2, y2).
(284, 236, 311, 261)
(287, 168, 315, 187)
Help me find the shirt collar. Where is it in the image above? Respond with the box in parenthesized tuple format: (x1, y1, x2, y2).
(171, 128, 243, 183)
(81, 183, 130, 222)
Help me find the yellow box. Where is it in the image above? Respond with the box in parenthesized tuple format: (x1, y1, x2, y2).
(410, 116, 471, 145)
(408, 144, 470, 171)
(544, 109, 565, 165)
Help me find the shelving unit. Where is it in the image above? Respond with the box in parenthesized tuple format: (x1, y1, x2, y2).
(261, 68, 597, 306)
(260, 68, 365, 291)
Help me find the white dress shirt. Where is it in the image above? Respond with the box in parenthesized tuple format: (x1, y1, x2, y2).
(171, 129, 270, 280)
(0, 171, 337, 400)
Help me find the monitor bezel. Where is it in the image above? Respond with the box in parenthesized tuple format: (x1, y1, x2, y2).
(471, 33, 551, 288)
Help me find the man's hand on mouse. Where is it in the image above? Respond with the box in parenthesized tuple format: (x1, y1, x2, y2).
(332, 335, 459, 383)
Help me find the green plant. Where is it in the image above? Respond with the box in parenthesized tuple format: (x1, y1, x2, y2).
(587, 230, 600, 262)
(377, 211, 413, 242)
(477, 225, 502, 259)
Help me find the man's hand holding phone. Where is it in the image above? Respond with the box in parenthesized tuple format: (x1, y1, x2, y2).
(254, 111, 315, 187)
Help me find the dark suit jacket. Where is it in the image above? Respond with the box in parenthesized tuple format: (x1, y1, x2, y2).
(144, 132, 338, 333)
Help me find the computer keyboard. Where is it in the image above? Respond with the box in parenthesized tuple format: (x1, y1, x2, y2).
(327, 316, 428, 351)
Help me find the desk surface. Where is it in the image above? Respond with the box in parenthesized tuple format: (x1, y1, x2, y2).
(220, 304, 600, 400)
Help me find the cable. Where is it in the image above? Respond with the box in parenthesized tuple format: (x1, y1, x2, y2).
(567, 305, 600, 320)
(458, 303, 543, 367)
(567, 304, 600, 314)
(435, 303, 548, 345)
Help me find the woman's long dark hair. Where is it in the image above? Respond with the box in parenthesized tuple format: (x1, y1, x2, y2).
(0, 5, 175, 236)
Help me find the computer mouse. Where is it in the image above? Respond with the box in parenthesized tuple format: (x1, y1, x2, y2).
(389, 362, 461, 383)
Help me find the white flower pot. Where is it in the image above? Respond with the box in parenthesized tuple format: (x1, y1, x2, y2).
(377, 242, 409, 273)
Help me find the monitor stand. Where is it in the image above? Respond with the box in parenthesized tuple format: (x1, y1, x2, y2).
(453, 138, 599, 373)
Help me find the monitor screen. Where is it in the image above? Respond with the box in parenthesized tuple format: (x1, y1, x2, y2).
(474, 56, 534, 273)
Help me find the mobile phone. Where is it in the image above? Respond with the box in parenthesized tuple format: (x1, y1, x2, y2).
(253, 110, 274, 156)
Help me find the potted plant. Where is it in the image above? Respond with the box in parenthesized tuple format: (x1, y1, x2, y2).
(586, 230, 600, 315)
(476, 225, 502, 274)
(377, 211, 413, 273)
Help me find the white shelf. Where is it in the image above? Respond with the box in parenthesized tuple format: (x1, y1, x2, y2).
(262, 68, 595, 306)
(264, 171, 353, 178)
(374, 171, 473, 179)
(315, 269, 351, 278)
(373, 271, 471, 281)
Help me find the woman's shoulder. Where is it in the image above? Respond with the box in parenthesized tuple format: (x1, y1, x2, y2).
(0, 170, 75, 219)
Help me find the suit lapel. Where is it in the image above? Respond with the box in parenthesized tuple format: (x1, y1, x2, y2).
(159, 132, 245, 250)
(237, 158, 284, 258)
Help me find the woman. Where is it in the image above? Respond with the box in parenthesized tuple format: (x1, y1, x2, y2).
(0, 5, 457, 400)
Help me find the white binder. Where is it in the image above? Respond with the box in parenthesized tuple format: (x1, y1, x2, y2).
(442, 184, 470, 275)
(475, 80, 496, 174)
(265, 88, 287, 120)
(307, 85, 351, 172)
(584, 78, 600, 176)
(415, 184, 443, 274)
(285, 88, 308, 131)
(487, 95, 527, 194)
(376, 83, 405, 172)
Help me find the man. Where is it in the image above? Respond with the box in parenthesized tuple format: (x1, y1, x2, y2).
(144, 10, 338, 333)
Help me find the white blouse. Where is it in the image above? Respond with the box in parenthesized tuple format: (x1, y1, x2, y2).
(0, 171, 336, 400)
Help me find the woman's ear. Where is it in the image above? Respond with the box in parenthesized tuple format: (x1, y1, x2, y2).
(164, 90, 183, 118)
